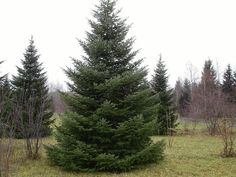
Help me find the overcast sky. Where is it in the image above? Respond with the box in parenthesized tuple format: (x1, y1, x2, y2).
(1, 0, 236, 89)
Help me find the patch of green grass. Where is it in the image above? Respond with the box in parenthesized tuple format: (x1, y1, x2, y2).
(11, 135, 236, 177)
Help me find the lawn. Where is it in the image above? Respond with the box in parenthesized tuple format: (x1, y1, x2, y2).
(11, 131, 236, 177)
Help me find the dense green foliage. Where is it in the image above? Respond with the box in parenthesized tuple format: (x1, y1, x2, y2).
(11, 38, 53, 138)
(151, 57, 177, 135)
(45, 0, 164, 172)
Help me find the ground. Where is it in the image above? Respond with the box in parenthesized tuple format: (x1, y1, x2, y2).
(9, 120, 236, 177)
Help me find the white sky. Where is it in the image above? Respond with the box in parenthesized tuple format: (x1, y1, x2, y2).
(1, 0, 236, 89)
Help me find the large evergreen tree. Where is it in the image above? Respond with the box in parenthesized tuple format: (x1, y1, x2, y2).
(46, 0, 164, 172)
(151, 56, 178, 135)
(11, 37, 53, 138)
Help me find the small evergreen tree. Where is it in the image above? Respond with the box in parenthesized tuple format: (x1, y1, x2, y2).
(151, 56, 178, 135)
(45, 0, 164, 172)
(11, 37, 53, 138)
(222, 64, 235, 102)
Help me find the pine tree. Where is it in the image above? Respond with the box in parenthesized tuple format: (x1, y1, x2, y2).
(200, 59, 218, 91)
(151, 56, 178, 135)
(45, 0, 164, 172)
(222, 64, 235, 102)
(11, 37, 53, 138)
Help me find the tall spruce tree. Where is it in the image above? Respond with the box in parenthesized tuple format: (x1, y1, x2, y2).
(151, 56, 177, 135)
(200, 59, 218, 91)
(11, 37, 53, 138)
(222, 64, 235, 102)
(45, 0, 164, 172)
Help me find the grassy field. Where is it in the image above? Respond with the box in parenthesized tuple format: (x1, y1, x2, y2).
(10, 124, 236, 177)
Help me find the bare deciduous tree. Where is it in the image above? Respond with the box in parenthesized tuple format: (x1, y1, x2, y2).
(188, 60, 221, 135)
(217, 118, 236, 157)
(16, 91, 47, 159)
(216, 98, 236, 157)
